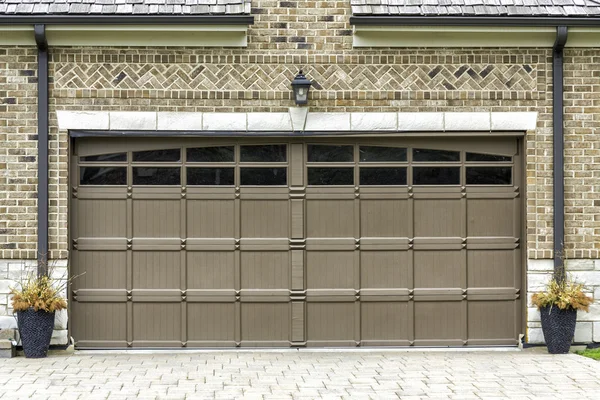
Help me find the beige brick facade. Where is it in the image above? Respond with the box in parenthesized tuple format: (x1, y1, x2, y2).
(0, 5, 598, 262)
(0, 46, 39, 260)
(564, 50, 600, 259)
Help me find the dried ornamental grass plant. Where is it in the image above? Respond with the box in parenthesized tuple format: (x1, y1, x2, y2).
(9, 261, 69, 313)
(531, 275, 592, 312)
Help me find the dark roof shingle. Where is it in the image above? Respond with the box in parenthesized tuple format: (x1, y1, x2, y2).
(351, 0, 600, 17)
(0, 0, 251, 15)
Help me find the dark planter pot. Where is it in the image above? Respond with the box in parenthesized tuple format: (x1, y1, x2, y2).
(539, 305, 577, 354)
(16, 308, 55, 358)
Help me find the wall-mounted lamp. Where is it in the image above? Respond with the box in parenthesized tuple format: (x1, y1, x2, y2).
(291, 70, 312, 106)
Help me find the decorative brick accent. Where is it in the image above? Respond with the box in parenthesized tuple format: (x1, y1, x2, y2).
(54, 62, 540, 96)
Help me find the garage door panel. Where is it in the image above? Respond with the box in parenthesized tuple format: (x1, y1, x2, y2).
(239, 238, 290, 251)
(414, 302, 464, 341)
(414, 251, 464, 288)
(131, 238, 181, 251)
(131, 289, 181, 302)
(241, 251, 290, 289)
(307, 200, 355, 238)
(241, 200, 289, 238)
(71, 302, 127, 344)
(412, 238, 463, 250)
(133, 200, 181, 238)
(187, 303, 235, 341)
(74, 238, 128, 251)
(71, 251, 126, 290)
(360, 238, 410, 250)
(467, 250, 515, 288)
(414, 199, 462, 237)
(305, 238, 356, 251)
(133, 303, 181, 341)
(361, 302, 409, 341)
(465, 237, 519, 250)
(188, 200, 235, 238)
(131, 187, 181, 200)
(187, 252, 235, 289)
(413, 288, 464, 301)
(132, 251, 180, 289)
(186, 238, 236, 251)
(77, 199, 126, 237)
(468, 301, 516, 341)
(361, 251, 409, 289)
(241, 303, 290, 342)
(360, 199, 409, 237)
(307, 302, 355, 342)
(307, 251, 355, 289)
(467, 199, 514, 237)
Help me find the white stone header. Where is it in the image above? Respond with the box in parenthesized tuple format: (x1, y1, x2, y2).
(57, 110, 537, 133)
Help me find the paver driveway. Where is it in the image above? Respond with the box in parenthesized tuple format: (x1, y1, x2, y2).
(1, 349, 600, 399)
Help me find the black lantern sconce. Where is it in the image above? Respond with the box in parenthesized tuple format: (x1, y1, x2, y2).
(291, 70, 312, 105)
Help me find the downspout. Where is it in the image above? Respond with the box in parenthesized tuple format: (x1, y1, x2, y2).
(553, 26, 568, 280)
(34, 25, 49, 276)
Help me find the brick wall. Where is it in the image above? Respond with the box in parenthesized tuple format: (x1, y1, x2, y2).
(0, 46, 39, 260)
(563, 49, 600, 259)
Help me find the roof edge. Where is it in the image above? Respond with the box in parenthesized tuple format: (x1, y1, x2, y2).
(0, 15, 254, 25)
(350, 16, 600, 27)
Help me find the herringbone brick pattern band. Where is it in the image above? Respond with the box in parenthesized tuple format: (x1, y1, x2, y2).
(54, 63, 540, 94)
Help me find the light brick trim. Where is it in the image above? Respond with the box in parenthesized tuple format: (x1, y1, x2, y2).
(56, 110, 538, 132)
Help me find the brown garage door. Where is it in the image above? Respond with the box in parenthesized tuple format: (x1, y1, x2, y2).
(70, 136, 522, 348)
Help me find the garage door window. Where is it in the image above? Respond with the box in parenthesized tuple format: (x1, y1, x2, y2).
(80, 166, 127, 185)
(359, 146, 407, 162)
(307, 144, 354, 185)
(241, 144, 287, 162)
(308, 145, 353, 162)
(133, 167, 181, 185)
(79, 151, 127, 185)
(187, 146, 234, 162)
(239, 144, 288, 186)
(360, 167, 407, 185)
(187, 168, 235, 186)
(413, 167, 460, 185)
(466, 152, 511, 162)
(466, 167, 512, 185)
(308, 167, 354, 185)
(466, 152, 513, 185)
(413, 148, 460, 162)
(80, 152, 127, 163)
(133, 148, 181, 162)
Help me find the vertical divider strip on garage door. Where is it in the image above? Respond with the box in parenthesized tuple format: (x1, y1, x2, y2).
(289, 143, 305, 345)
(126, 151, 133, 347)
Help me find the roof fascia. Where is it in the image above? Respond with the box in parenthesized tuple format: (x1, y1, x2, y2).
(350, 16, 600, 27)
(0, 15, 254, 25)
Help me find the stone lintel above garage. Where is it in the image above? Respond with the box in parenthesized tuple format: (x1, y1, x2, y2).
(56, 110, 538, 134)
